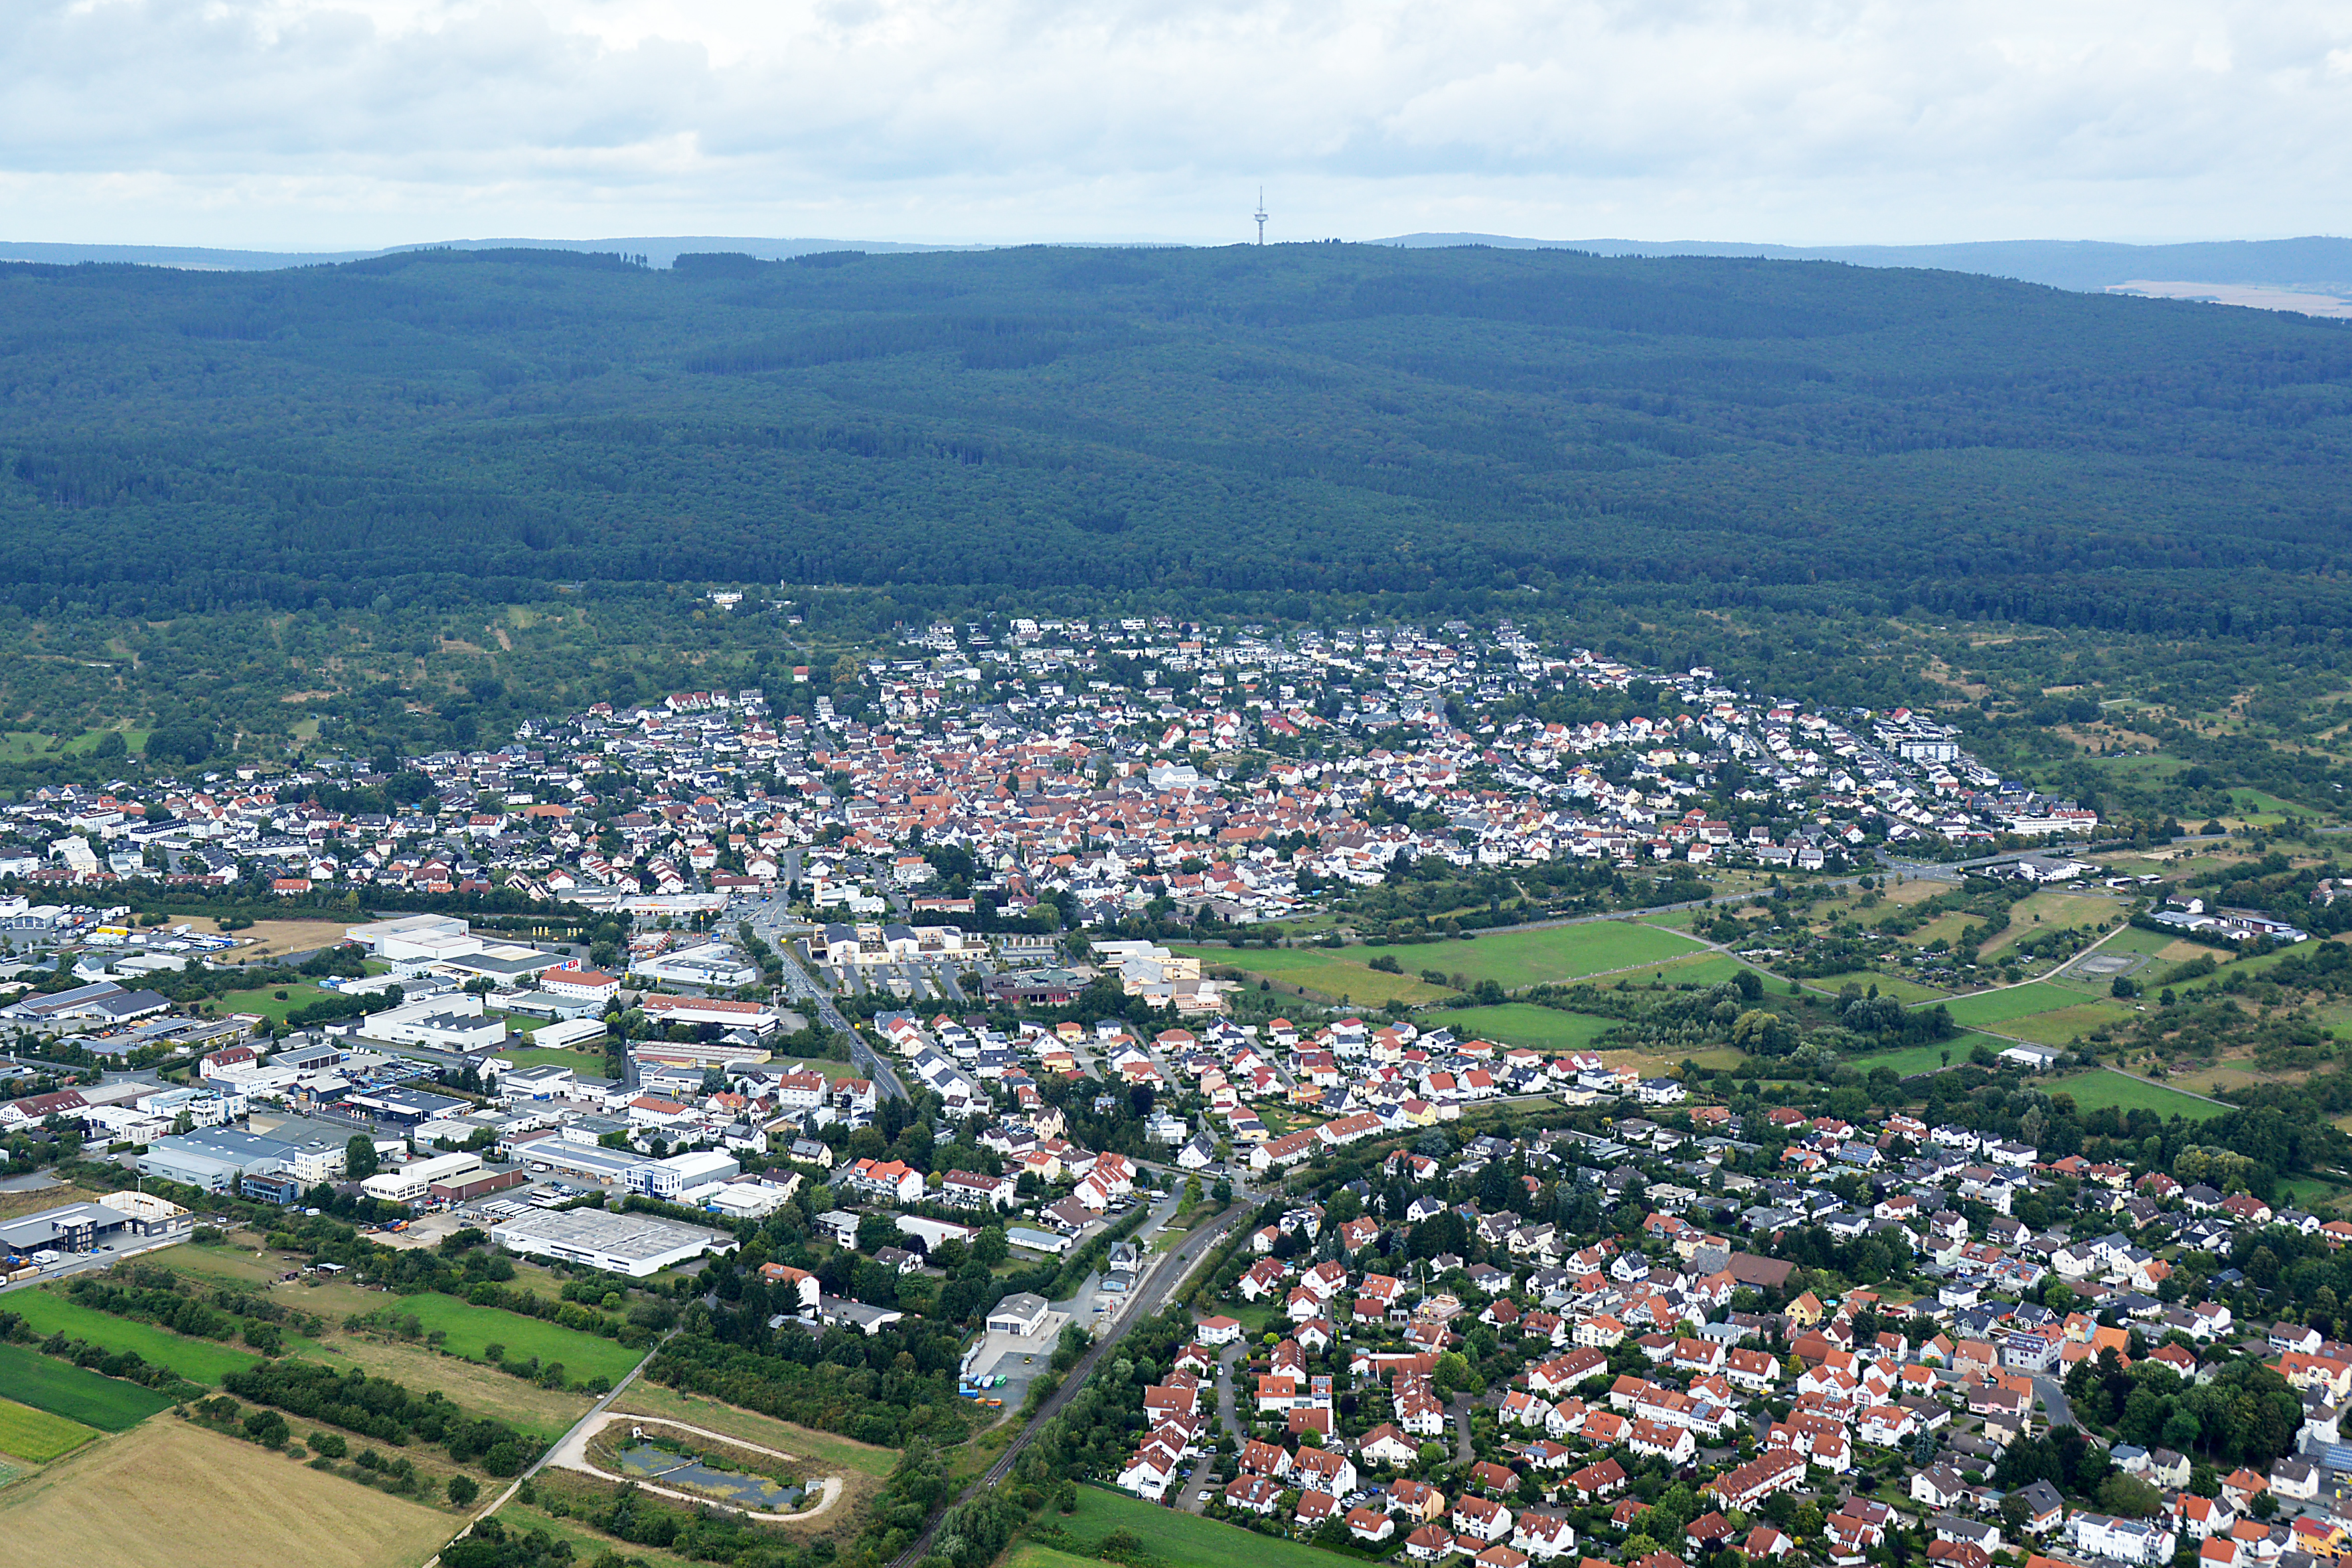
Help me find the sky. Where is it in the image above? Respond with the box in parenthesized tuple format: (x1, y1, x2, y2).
(5, 0, 2351, 250)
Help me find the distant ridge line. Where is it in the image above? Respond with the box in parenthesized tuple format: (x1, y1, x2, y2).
(6, 231, 2352, 295)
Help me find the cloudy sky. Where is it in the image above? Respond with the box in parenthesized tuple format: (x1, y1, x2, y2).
(5, 0, 2349, 249)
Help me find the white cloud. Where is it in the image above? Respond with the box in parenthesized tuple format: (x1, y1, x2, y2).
(1, 0, 2349, 247)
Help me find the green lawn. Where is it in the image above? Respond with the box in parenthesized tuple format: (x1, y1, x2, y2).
(0, 1396, 100, 1461)
(2050, 1068, 2227, 1122)
(365, 1294, 644, 1384)
(0, 1342, 177, 1429)
(1440, 1004, 1618, 1053)
(1936, 983, 2084, 1028)
(5, 1290, 276, 1384)
(1063, 1485, 1351, 1568)
(1442, 921, 1709, 988)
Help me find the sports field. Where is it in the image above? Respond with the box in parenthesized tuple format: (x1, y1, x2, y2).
(1439, 1004, 1617, 1053)
(1063, 1484, 1344, 1568)
(2052, 1069, 2228, 1122)
(1442, 921, 1708, 988)
(0, 1343, 177, 1429)
(1171, 946, 1450, 1006)
(5, 1290, 272, 1384)
(0, 1397, 100, 1462)
(365, 1293, 644, 1383)
(0, 1417, 453, 1568)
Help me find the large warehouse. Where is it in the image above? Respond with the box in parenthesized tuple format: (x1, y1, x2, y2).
(491, 1207, 736, 1277)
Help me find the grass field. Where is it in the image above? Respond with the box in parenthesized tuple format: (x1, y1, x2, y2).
(209, 979, 345, 1027)
(363, 1293, 643, 1383)
(1849, 1033, 2005, 1077)
(1064, 1485, 1345, 1568)
(1441, 922, 1708, 988)
(493, 1504, 708, 1568)
(7, 1290, 274, 1384)
(1937, 983, 2084, 1028)
(493, 1044, 611, 1075)
(0, 1343, 176, 1429)
(1058, 1486, 1354, 1568)
(2098, 926, 2185, 959)
(1807, 972, 1950, 1004)
(0, 1397, 100, 1462)
(2279, 1172, 2352, 1208)
(0, 1417, 453, 1568)
(1438, 1004, 1618, 1053)
(613, 1381, 900, 1477)
(1644, 953, 1752, 988)
(1007, 1543, 1113, 1568)
(329, 1337, 591, 1442)
(2001, 1002, 2146, 1048)
(1173, 946, 1451, 1007)
(2051, 1069, 2228, 1122)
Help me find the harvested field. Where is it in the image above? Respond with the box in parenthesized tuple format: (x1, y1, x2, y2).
(0, 1417, 452, 1568)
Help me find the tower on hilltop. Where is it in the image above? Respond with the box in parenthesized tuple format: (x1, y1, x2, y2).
(1254, 189, 1268, 246)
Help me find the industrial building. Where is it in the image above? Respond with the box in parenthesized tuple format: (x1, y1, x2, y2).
(491, 1207, 736, 1277)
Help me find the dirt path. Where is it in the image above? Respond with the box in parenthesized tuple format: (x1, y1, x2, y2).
(545, 1410, 844, 1522)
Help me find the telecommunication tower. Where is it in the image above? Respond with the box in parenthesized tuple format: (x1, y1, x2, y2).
(1254, 189, 1268, 246)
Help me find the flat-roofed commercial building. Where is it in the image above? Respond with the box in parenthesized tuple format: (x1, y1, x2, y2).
(493, 1207, 736, 1277)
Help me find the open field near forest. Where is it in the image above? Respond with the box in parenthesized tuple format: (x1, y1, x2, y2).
(5, 1289, 279, 1383)
(2051, 1069, 2227, 1121)
(0, 1418, 453, 1568)
(1437, 1004, 1618, 1053)
(614, 1381, 899, 1477)
(1644, 954, 1751, 988)
(0, 1344, 177, 1429)
(1174, 945, 1451, 1006)
(0, 1397, 100, 1462)
(1063, 1485, 1344, 1568)
(362, 1292, 645, 1383)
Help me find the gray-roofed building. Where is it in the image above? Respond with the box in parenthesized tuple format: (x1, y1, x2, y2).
(491, 1206, 735, 1277)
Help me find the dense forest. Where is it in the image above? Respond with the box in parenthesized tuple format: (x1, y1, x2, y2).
(2, 244, 2350, 635)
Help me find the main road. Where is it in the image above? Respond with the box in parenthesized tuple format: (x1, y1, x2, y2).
(883, 1197, 1257, 1568)
(738, 895, 911, 1103)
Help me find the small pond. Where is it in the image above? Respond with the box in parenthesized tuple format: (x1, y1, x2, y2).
(615, 1443, 805, 1510)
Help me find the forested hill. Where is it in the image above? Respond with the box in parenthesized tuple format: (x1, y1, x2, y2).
(3, 242, 2351, 634)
